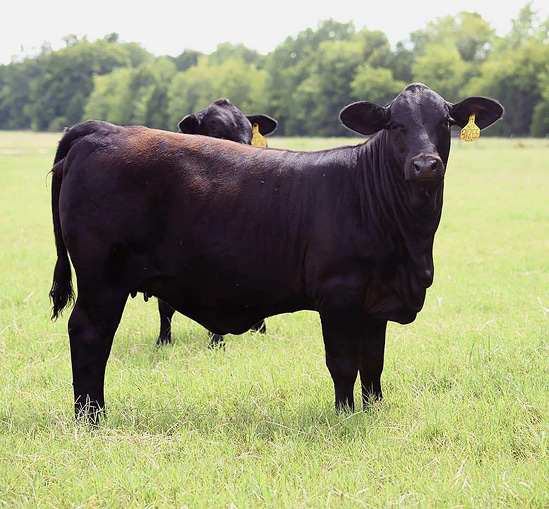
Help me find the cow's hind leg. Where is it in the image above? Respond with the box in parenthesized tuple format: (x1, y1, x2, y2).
(68, 290, 127, 424)
(359, 319, 387, 406)
(208, 331, 225, 349)
(250, 320, 267, 334)
(157, 299, 176, 345)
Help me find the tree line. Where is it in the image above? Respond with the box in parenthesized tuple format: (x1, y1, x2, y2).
(1, 5, 548, 137)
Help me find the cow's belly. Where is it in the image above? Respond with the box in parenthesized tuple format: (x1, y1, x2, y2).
(140, 272, 310, 335)
(177, 301, 308, 335)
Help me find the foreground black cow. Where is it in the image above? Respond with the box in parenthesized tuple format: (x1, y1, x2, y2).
(157, 98, 277, 346)
(49, 83, 502, 422)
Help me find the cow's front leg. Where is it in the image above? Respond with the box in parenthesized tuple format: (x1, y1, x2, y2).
(359, 319, 387, 406)
(320, 307, 361, 412)
(68, 292, 127, 424)
(157, 299, 176, 345)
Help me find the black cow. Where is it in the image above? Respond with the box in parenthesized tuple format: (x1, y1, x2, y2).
(157, 98, 277, 346)
(49, 84, 502, 422)
(178, 97, 277, 144)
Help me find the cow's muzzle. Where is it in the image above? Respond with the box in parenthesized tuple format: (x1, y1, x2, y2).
(405, 154, 445, 182)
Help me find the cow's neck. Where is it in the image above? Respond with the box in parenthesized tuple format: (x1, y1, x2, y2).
(355, 131, 445, 289)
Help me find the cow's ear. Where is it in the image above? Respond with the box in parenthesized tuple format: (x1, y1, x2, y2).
(339, 101, 389, 136)
(450, 97, 504, 130)
(247, 114, 278, 136)
(178, 114, 199, 134)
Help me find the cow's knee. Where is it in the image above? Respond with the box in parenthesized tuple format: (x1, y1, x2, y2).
(326, 355, 359, 411)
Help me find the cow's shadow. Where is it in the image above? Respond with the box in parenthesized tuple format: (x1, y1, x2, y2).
(95, 397, 383, 443)
(2, 391, 384, 443)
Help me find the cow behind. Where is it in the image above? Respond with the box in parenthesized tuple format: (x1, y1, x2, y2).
(49, 84, 503, 423)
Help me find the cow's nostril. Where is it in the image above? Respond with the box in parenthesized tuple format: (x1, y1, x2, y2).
(413, 158, 438, 172)
(409, 156, 443, 181)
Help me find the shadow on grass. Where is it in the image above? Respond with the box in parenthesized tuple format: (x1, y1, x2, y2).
(0, 395, 386, 445)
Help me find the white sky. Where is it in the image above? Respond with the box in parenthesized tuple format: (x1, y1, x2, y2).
(2, 0, 547, 64)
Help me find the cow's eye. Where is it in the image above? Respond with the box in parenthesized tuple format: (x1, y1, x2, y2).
(388, 122, 405, 131)
(441, 119, 450, 129)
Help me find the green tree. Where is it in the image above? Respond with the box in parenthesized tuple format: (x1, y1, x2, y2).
(412, 45, 472, 101)
(289, 28, 408, 136)
(2, 10, 549, 136)
(386, 42, 414, 83)
(265, 19, 356, 134)
(359, 29, 393, 67)
(351, 65, 406, 104)
(129, 65, 159, 126)
(145, 84, 171, 130)
(465, 6, 549, 136)
(26, 37, 151, 131)
(85, 57, 176, 128)
(410, 12, 495, 62)
(173, 49, 202, 72)
(167, 59, 217, 125)
(84, 68, 133, 125)
(504, 2, 549, 49)
(530, 72, 549, 136)
(167, 58, 269, 129)
(0, 58, 40, 129)
(290, 38, 364, 136)
(208, 43, 263, 66)
(467, 42, 549, 135)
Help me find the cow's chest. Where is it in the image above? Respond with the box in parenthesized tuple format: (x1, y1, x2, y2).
(363, 247, 434, 324)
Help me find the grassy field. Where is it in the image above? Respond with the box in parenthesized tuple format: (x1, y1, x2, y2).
(0, 130, 547, 507)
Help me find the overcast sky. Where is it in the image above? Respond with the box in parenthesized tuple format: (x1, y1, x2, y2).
(2, 0, 547, 64)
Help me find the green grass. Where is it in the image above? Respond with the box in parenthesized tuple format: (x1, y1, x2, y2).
(0, 131, 548, 507)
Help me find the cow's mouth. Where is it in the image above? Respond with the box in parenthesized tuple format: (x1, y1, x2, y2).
(407, 181, 443, 213)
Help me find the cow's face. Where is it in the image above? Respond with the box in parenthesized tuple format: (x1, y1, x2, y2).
(339, 83, 503, 183)
(178, 98, 277, 145)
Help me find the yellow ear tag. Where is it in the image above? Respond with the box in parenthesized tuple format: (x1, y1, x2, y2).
(460, 113, 480, 142)
(251, 123, 268, 147)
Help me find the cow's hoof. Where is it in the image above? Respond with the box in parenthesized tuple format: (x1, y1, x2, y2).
(156, 336, 171, 346)
(208, 333, 225, 349)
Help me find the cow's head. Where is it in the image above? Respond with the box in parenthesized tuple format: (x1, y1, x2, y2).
(178, 98, 277, 144)
(339, 83, 503, 182)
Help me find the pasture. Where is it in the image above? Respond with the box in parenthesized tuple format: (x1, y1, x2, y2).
(0, 131, 547, 507)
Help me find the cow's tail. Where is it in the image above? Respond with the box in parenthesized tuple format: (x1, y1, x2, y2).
(49, 129, 77, 320)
